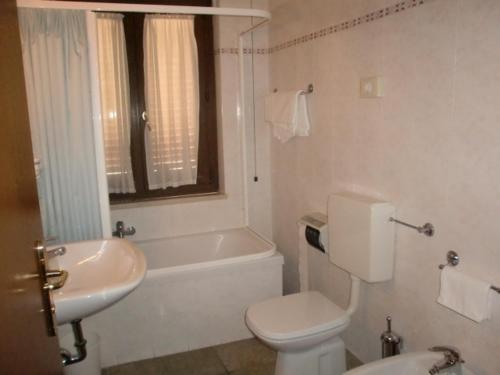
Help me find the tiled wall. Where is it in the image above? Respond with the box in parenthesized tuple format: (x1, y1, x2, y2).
(268, 0, 500, 373)
(110, 0, 272, 241)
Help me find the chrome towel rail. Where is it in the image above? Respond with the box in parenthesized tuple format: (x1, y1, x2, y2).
(438, 250, 500, 294)
(273, 83, 314, 94)
(438, 250, 459, 269)
(389, 217, 435, 237)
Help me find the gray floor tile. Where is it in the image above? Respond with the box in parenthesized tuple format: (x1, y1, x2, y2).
(346, 349, 363, 370)
(228, 363, 275, 375)
(215, 338, 277, 373)
(103, 339, 362, 375)
(104, 357, 165, 375)
(159, 347, 227, 375)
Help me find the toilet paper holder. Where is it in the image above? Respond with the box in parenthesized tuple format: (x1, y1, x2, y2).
(438, 250, 500, 293)
(299, 213, 328, 253)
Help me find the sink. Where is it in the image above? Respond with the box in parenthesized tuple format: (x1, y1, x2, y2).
(47, 238, 147, 325)
(344, 351, 475, 375)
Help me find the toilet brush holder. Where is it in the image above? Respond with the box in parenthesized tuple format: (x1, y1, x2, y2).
(381, 316, 402, 358)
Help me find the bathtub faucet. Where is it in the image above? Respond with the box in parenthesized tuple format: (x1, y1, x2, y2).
(428, 346, 464, 374)
(113, 221, 136, 238)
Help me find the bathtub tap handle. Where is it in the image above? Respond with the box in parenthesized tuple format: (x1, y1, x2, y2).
(113, 221, 136, 238)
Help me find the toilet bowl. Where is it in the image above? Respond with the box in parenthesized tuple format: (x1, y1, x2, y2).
(246, 290, 352, 375)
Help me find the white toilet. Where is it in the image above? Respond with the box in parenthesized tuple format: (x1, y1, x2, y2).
(246, 192, 396, 375)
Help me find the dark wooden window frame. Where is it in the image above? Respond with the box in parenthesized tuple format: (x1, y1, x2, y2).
(86, 0, 219, 204)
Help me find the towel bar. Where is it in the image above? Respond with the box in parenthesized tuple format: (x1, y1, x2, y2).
(389, 217, 434, 237)
(438, 250, 460, 269)
(273, 83, 314, 94)
(438, 250, 500, 294)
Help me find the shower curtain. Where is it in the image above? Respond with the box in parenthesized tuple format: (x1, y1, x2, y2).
(18, 9, 102, 243)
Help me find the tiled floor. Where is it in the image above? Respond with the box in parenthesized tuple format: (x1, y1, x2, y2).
(103, 338, 363, 375)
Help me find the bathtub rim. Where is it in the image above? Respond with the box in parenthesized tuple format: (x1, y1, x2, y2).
(136, 226, 278, 278)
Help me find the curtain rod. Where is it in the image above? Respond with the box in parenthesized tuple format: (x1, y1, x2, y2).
(16, 0, 271, 19)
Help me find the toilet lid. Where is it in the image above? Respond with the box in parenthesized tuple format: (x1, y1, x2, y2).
(246, 291, 349, 341)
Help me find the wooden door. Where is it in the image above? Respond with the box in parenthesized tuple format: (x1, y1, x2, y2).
(0, 1, 63, 373)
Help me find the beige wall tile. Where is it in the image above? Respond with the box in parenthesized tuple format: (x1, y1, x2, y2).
(268, 0, 500, 373)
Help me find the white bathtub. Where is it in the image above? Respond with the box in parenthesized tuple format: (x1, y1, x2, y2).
(84, 227, 283, 367)
(141, 227, 277, 277)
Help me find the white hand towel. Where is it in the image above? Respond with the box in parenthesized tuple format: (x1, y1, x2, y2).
(265, 90, 311, 143)
(437, 267, 493, 323)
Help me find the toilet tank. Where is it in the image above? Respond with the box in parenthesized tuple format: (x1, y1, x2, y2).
(328, 192, 395, 282)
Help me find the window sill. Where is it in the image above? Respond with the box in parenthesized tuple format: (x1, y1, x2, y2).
(110, 191, 227, 210)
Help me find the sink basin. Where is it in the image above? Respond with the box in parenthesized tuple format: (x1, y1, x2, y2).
(47, 238, 147, 325)
(344, 351, 475, 375)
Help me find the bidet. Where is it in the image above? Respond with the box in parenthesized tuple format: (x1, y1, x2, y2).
(343, 348, 472, 375)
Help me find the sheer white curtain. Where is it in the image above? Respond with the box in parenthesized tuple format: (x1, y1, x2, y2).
(18, 9, 102, 242)
(143, 15, 200, 189)
(96, 13, 135, 193)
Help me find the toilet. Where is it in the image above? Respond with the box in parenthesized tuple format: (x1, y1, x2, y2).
(245, 192, 396, 375)
(246, 278, 360, 375)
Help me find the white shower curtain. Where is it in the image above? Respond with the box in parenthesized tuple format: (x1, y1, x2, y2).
(18, 9, 102, 242)
(96, 13, 135, 193)
(143, 15, 200, 189)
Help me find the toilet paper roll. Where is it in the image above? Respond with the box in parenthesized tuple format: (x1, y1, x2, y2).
(305, 225, 325, 252)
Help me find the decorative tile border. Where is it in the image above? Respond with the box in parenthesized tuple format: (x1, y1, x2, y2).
(214, 47, 268, 55)
(215, 0, 434, 55)
(269, 0, 432, 53)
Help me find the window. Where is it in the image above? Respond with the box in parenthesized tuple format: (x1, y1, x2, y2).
(96, 0, 219, 204)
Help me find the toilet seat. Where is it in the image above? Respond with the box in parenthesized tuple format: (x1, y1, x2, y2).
(246, 291, 349, 342)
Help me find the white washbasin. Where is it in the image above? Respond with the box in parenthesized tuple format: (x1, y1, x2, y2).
(48, 238, 147, 325)
(344, 351, 475, 375)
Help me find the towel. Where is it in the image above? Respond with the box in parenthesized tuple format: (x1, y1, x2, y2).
(265, 90, 311, 143)
(437, 267, 493, 322)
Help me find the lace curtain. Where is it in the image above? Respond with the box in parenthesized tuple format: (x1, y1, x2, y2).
(143, 15, 200, 189)
(96, 13, 135, 193)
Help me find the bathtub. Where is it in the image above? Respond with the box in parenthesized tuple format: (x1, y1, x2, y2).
(84, 227, 283, 367)
(141, 227, 278, 277)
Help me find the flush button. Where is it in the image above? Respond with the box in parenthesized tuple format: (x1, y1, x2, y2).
(360, 76, 384, 98)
